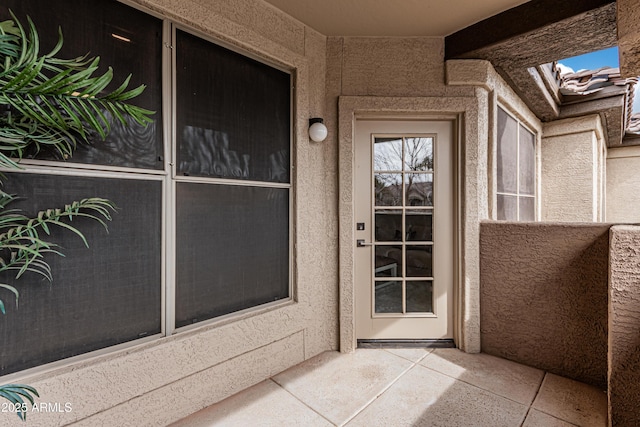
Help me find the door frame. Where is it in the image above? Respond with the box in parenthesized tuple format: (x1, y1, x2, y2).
(354, 119, 455, 340)
(338, 95, 485, 353)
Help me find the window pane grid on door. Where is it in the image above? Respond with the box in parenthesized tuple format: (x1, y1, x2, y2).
(372, 136, 435, 316)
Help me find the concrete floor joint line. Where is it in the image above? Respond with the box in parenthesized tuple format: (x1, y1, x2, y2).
(338, 357, 422, 427)
(519, 371, 547, 426)
(270, 378, 338, 426)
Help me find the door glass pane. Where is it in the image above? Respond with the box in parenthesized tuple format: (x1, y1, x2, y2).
(375, 211, 402, 242)
(375, 247, 401, 278)
(519, 197, 535, 221)
(374, 138, 403, 171)
(497, 194, 517, 221)
(404, 137, 433, 171)
(405, 173, 433, 207)
(375, 173, 402, 206)
(497, 108, 518, 193)
(370, 131, 445, 319)
(406, 246, 433, 278)
(519, 127, 536, 195)
(406, 281, 433, 313)
(406, 210, 433, 242)
(375, 281, 403, 314)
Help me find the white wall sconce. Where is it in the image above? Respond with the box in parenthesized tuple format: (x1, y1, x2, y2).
(309, 118, 328, 142)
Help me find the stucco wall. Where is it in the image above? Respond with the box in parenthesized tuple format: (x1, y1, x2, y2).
(542, 115, 606, 222)
(331, 57, 541, 354)
(328, 43, 488, 352)
(480, 222, 609, 389)
(607, 145, 640, 223)
(608, 225, 640, 426)
(0, 1, 337, 426)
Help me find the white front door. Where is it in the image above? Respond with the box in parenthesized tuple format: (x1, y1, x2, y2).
(354, 119, 454, 340)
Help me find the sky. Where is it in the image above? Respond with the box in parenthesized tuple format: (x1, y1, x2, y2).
(557, 46, 640, 113)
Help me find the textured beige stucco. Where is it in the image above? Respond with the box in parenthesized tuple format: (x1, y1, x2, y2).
(480, 222, 609, 388)
(618, 0, 640, 77)
(75, 332, 305, 427)
(541, 115, 605, 222)
(447, 60, 543, 221)
(340, 37, 446, 97)
(607, 145, 640, 223)
(0, 1, 338, 426)
(608, 225, 640, 426)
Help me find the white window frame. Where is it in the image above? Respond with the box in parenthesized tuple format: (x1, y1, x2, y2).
(495, 105, 538, 221)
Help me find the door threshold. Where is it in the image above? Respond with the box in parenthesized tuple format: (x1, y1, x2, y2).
(357, 339, 455, 349)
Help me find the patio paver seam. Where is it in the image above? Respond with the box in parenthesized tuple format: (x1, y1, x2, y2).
(337, 358, 421, 427)
(268, 378, 340, 426)
(416, 362, 544, 409)
(518, 370, 547, 427)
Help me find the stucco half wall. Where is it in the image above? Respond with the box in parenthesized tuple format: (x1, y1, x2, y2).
(480, 221, 609, 388)
(608, 225, 640, 426)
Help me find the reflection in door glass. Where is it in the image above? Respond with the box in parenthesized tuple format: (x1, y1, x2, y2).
(375, 173, 402, 206)
(404, 137, 433, 171)
(375, 281, 403, 314)
(406, 281, 433, 313)
(404, 173, 433, 207)
(406, 211, 433, 241)
(375, 211, 402, 242)
(372, 134, 436, 316)
(375, 246, 401, 278)
(374, 138, 403, 171)
(405, 246, 432, 278)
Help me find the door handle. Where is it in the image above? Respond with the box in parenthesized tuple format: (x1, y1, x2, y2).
(357, 239, 373, 247)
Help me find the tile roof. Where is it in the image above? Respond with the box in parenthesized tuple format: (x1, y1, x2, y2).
(558, 65, 638, 135)
(560, 67, 636, 96)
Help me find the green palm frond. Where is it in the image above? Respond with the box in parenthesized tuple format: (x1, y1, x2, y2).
(0, 11, 154, 416)
(0, 384, 39, 420)
(0, 194, 116, 312)
(0, 12, 154, 163)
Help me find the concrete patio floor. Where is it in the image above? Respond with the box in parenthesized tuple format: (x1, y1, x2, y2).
(171, 348, 607, 427)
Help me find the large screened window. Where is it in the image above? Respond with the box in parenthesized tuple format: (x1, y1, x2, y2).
(173, 30, 291, 327)
(0, 0, 292, 376)
(0, 0, 165, 377)
(1, 0, 164, 170)
(496, 107, 536, 221)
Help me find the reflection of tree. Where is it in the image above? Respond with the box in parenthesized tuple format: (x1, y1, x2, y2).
(375, 173, 402, 205)
(374, 138, 433, 206)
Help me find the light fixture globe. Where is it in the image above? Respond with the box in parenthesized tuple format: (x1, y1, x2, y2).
(309, 118, 328, 142)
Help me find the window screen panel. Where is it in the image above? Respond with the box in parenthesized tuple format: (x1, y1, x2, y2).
(497, 194, 517, 221)
(519, 197, 536, 221)
(497, 108, 518, 194)
(519, 126, 536, 196)
(176, 30, 291, 183)
(175, 183, 290, 327)
(0, 0, 164, 169)
(0, 173, 162, 375)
